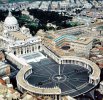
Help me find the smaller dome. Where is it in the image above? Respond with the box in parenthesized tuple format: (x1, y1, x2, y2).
(21, 26, 26, 30)
(3, 30, 8, 33)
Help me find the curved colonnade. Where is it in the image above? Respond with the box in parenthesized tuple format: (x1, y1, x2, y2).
(60, 56, 100, 86)
(16, 65, 61, 95)
(16, 54, 100, 97)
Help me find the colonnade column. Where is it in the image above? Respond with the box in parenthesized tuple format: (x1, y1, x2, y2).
(89, 75, 99, 85)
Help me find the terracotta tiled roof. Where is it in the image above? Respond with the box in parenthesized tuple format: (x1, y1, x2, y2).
(0, 78, 6, 85)
(97, 47, 103, 50)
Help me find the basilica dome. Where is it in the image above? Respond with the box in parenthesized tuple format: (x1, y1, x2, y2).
(4, 11, 19, 32)
(4, 15, 18, 25)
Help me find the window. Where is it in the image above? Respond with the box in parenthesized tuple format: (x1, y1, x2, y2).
(38, 46, 40, 50)
(14, 51, 16, 55)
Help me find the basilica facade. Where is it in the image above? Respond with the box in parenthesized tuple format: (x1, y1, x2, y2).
(0, 11, 42, 55)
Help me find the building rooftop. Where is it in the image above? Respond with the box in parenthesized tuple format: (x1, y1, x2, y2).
(10, 31, 29, 40)
(73, 37, 93, 45)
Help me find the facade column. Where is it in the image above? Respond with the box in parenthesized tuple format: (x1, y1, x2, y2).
(0, 40, 3, 47)
(36, 44, 38, 51)
(0, 40, 1, 47)
(28, 46, 30, 53)
(55, 95, 57, 100)
(1, 40, 2, 47)
(16, 48, 18, 55)
(21, 47, 23, 54)
(17, 48, 20, 55)
(27, 46, 29, 53)
(33, 45, 35, 51)
(20, 47, 21, 54)
(29, 46, 31, 53)
(37, 44, 38, 51)
(71, 60, 73, 64)
(63, 60, 64, 64)
(18, 48, 20, 55)
(58, 95, 61, 100)
(23, 47, 25, 54)
(30, 45, 32, 53)
(32, 46, 34, 52)
(64, 60, 66, 64)
(16, 48, 19, 55)
(34, 45, 36, 51)
(25, 47, 27, 54)
(30, 45, 31, 53)
(74, 61, 76, 65)
(19, 48, 21, 55)
(40, 44, 41, 51)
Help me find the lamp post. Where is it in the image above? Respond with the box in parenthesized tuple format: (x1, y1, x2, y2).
(59, 65, 61, 76)
(99, 29, 102, 36)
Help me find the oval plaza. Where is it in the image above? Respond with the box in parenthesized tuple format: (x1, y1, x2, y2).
(0, 11, 101, 100)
